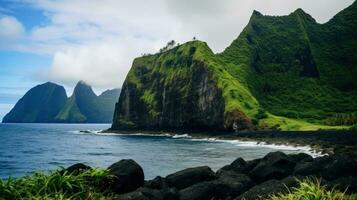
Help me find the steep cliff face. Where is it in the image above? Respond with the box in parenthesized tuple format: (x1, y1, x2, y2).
(112, 1, 357, 131)
(2, 82, 67, 123)
(112, 42, 230, 130)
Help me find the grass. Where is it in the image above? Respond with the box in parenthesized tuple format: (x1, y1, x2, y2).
(0, 168, 114, 200)
(270, 178, 357, 200)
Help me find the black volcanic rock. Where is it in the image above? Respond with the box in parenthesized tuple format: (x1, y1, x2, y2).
(249, 151, 295, 182)
(108, 159, 145, 194)
(2, 82, 67, 123)
(165, 166, 216, 189)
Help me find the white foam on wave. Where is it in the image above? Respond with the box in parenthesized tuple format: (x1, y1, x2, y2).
(175, 137, 324, 157)
(172, 134, 192, 139)
(69, 130, 324, 157)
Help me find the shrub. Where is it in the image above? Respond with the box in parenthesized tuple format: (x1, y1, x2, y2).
(0, 169, 114, 200)
(255, 108, 268, 119)
(350, 124, 357, 131)
(270, 178, 357, 200)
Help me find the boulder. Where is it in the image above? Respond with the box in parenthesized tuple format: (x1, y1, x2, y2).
(116, 187, 178, 200)
(215, 170, 254, 198)
(236, 176, 300, 200)
(326, 176, 357, 194)
(322, 154, 357, 180)
(217, 158, 260, 175)
(62, 163, 91, 174)
(165, 166, 216, 189)
(294, 155, 332, 176)
(144, 176, 168, 190)
(108, 159, 145, 194)
(249, 151, 295, 182)
(179, 181, 224, 200)
(115, 191, 149, 200)
(289, 153, 313, 163)
(115, 187, 178, 200)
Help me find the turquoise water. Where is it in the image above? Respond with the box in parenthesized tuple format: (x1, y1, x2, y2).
(0, 123, 314, 179)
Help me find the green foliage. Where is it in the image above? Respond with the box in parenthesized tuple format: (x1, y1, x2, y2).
(0, 169, 114, 200)
(255, 108, 268, 119)
(219, 3, 357, 130)
(269, 178, 357, 200)
(350, 124, 357, 131)
(324, 112, 357, 126)
(117, 2, 357, 131)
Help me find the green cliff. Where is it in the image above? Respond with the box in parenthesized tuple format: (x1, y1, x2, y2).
(112, 1, 357, 131)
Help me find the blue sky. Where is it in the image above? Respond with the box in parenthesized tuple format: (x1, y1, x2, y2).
(0, 0, 354, 121)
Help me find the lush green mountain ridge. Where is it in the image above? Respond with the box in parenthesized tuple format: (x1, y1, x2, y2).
(3, 81, 120, 123)
(112, 1, 357, 131)
(2, 82, 67, 123)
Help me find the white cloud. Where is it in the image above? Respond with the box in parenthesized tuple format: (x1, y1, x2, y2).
(7, 0, 356, 89)
(44, 36, 160, 89)
(0, 15, 25, 48)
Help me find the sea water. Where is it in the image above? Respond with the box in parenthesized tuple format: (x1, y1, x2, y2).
(0, 123, 318, 179)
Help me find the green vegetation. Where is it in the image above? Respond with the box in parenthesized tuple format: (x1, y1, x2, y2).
(270, 178, 357, 200)
(0, 169, 114, 200)
(113, 2, 357, 131)
(55, 81, 120, 123)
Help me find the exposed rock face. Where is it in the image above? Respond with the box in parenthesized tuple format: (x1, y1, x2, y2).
(112, 42, 228, 131)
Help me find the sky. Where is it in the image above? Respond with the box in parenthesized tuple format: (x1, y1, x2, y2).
(0, 0, 354, 120)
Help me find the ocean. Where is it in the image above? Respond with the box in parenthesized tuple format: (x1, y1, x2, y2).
(0, 123, 318, 180)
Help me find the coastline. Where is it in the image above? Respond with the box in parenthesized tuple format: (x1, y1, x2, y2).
(103, 129, 357, 158)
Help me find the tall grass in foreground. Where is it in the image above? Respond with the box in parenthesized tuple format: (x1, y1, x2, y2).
(0, 169, 114, 200)
(270, 178, 357, 200)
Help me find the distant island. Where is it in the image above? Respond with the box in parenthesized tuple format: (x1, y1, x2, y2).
(111, 1, 357, 132)
(2, 81, 120, 123)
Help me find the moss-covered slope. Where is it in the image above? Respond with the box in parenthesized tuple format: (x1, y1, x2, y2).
(112, 1, 357, 131)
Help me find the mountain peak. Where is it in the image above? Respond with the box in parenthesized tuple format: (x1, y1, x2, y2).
(73, 80, 96, 97)
(77, 80, 90, 86)
(292, 8, 316, 22)
(252, 10, 263, 16)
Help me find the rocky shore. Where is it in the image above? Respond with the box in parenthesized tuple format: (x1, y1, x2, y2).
(104, 129, 357, 158)
(65, 151, 357, 200)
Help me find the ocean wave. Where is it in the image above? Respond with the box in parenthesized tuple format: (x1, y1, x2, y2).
(172, 134, 192, 138)
(69, 130, 323, 157)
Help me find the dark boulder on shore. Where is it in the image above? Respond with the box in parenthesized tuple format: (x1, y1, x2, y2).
(248, 151, 296, 182)
(108, 159, 145, 194)
(165, 166, 216, 189)
(236, 176, 301, 200)
(67, 151, 357, 199)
